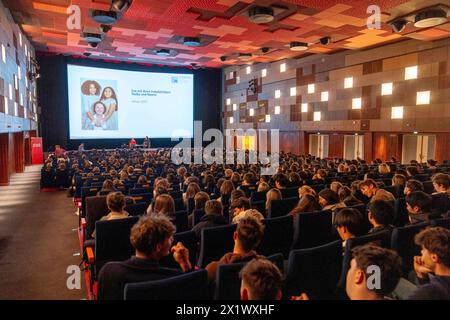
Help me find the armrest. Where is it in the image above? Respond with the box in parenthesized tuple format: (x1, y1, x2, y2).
(86, 246, 95, 264)
(81, 218, 87, 229)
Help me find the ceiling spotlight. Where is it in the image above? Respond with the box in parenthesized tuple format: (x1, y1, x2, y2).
(414, 9, 447, 28)
(91, 10, 118, 24)
(111, 0, 133, 12)
(390, 19, 407, 33)
(99, 24, 113, 33)
(183, 36, 201, 47)
(289, 41, 308, 51)
(220, 56, 226, 62)
(156, 49, 171, 56)
(248, 6, 274, 24)
(261, 47, 270, 54)
(319, 36, 331, 45)
(82, 33, 102, 47)
(238, 53, 252, 60)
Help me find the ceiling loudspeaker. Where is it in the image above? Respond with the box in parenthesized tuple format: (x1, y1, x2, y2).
(248, 6, 274, 24)
(183, 36, 201, 47)
(91, 10, 118, 24)
(289, 41, 308, 51)
(220, 56, 227, 61)
(261, 47, 270, 54)
(319, 36, 331, 45)
(99, 24, 113, 33)
(390, 19, 407, 33)
(156, 49, 171, 56)
(111, 0, 133, 12)
(82, 32, 103, 46)
(238, 53, 252, 60)
(414, 9, 447, 28)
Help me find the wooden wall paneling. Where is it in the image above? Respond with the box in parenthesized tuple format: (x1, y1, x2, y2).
(328, 134, 344, 158)
(364, 132, 373, 162)
(435, 133, 450, 163)
(0, 133, 10, 185)
(279, 131, 300, 155)
(8, 133, 14, 176)
(299, 131, 308, 155)
(14, 131, 25, 173)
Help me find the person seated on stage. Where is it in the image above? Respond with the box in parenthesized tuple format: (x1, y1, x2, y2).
(55, 145, 66, 158)
(78, 143, 85, 152)
(129, 138, 136, 148)
(143, 136, 150, 148)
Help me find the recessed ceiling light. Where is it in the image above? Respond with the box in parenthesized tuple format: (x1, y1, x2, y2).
(290, 42, 308, 51)
(183, 36, 201, 47)
(156, 49, 172, 56)
(414, 9, 447, 28)
(248, 6, 274, 24)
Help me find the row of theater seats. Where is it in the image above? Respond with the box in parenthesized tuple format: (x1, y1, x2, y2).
(81, 211, 450, 300)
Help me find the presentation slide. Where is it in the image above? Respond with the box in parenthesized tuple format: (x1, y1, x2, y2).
(67, 64, 193, 139)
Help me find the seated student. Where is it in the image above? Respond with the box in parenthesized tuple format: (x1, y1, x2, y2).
(187, 191, 210, 228)
(230, 197, 251, 222)
(334, 208, 365, 249)
(289, 193, 321, 216)
(345, 245, 402, 300)
(359, 179, 395, 203)
(240, 258, 283, 300)
(367, 200, 395, 234)
(149, 194, 176, 222)
(406, 191, 440, 224)
(330, 181, 344, 194)
(230, 189, 246, 203)
(265, 188, 282, 214)
(338, 186, 363, 207)
(294, 245, 402, 300)
(404, 179, 424, 196)
(432, 173, 450, 195)
(318, 189, 346, 213)
(97, 179, 116, 196)
(205, 216, 265, 281)
(97, 216, 192, 300)
(192, 200, 227, 240)
(232, 209, 264, 224)
(257, 182, 270, 193)
(391, 174, 407, 197)
(100, 192, 129, 221)
(408, 227, 450, 300)
(274, 174, 288, 190)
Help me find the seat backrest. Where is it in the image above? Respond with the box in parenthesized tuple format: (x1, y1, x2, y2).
(193, 209, 205, 226)
(280, 187, 299, 199)
(394, 198, 409, 227)
(129, 187, 153, 195)
(197, 224, 237, 268)
(257, 215, 294, 257)
(430, 217, 450, 229)
(85, 195, 109, 239)
(95, 216, 139, 276)
(174, 198, 186, 211)
(267, 197, 298, 218)
(337, 229, 392, 293)
(124, 203, 147, 216)
(251, 191, 267, 202)
(175, 210, 188, 232)
(431, 193, 448, 215)
(285, 240, 342, 300)
(81, 186, 102, 215)
(214, 253, 284, 300)
(250, 201, 266, 217)
(291, 210, 335, 250)
(160, 230, 198, 269)
(391, 222, 429, 276)
(124, 269, 209, 300)
(239, 185, 257, 197)
(423, 181, 434, 194)
(129, 193, 152, 204)
(170, 190, 183, 199)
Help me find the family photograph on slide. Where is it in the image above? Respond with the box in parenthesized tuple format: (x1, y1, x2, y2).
(80, 79, 118, 131)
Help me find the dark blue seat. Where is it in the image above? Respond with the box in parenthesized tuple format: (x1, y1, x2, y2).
(257, 215, 294, 257)
(285, 240, 342, 300)
(214, 253, 284, 300)
(239, 185, 257, 197)
(391, 222, 429, 277)
(124, 202, 147, 216)
(170, 190, 183, 199)
(267, 197, 298, 218)
(160, 230, 198, 269)
(291, 210, 335, 249)
(192, 209, 205, 226)
(251, 201, 266, 217)
(129, 187, 152, 195)
(280, 187, 299, 199)
(197, 224, 236, 268)
(174, 198, 186, 211)
(394, 198, 409, 227)
(124, 270, 209, 300)
(431, 217, 450, 229)
(94, 216, 139, 280)
(250, 191, 267, 202)
(431, 193, 448, 216)
(175, 210, 188, 232)
(423, 181, 434, 194)
(129, 193, 152, 204)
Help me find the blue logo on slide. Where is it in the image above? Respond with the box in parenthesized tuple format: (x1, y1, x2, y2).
(171, 77, 178, 83)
